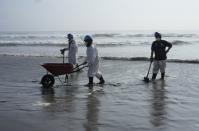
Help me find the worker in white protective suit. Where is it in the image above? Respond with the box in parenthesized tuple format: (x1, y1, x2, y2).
(60, 33, 78, 67)
(82, 35, 105, 86)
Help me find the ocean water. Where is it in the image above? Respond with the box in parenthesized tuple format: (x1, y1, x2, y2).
(1, 30, 199, 61)
(1, 31, 199, 131)
(0, 56, 199, 131)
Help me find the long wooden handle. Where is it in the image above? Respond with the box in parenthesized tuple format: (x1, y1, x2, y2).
(146, 61, 152, 77)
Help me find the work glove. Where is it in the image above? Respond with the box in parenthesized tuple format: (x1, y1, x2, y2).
(82, 61, 87, 65)
(60, 49, 65, 55)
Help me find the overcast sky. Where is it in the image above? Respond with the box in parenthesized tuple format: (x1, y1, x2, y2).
(0, 0, 199, 31)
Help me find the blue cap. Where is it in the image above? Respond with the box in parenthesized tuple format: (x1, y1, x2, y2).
(154, 32, 161, 38)
(67, 33, 73, 39)
(84, 35, 92, 41)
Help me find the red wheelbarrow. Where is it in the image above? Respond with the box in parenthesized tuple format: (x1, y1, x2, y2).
(40, 52, 86, 88)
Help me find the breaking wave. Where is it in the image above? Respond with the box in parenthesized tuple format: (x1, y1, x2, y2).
(171, 40, 191, 45)
(0, 32, 198, 40)
(1, 54, 199, 64)
(0, 40, 193, 47)
(92, 33, 119, 38)
(0, 35, 64, 39)
(92, 33, 198, 38)
(0, 42, 67, 47)
(102, 56, 199, 64)
(0, 41, 148, 47)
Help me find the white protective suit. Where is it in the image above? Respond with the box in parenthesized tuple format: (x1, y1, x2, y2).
(86, 45, 102, 78)
(68, 40, 78, 65)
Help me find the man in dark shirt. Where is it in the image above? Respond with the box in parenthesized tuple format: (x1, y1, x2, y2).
(150, 32, 172, 80)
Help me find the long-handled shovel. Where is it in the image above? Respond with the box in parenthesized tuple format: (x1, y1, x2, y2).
(144, 61, 152, 82)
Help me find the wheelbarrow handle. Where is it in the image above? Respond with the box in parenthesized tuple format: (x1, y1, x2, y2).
(73, 63, 86, 70)
(71, 65, 87, 73)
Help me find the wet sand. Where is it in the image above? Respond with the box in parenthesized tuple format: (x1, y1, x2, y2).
(0, 56, 199, 131)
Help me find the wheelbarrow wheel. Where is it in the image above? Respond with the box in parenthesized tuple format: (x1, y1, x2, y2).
(41, 74, 55, 88)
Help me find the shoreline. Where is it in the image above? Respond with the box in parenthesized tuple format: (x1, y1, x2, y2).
(1, 54, 199, 64)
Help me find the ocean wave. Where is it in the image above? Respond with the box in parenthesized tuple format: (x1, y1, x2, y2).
(0, 41, 144, 47)
(167, 59, 199, 64)
(0, 35, 64, 39)
(127, 33, 198, 38)
(92, 33, 198, 38)
(0, 40, 193, 47)
(92, 33, 152, 38)
(164, 34, 197, 38)
(0, 42, 130, 47)
(172, 40, 190, 45)
(102, 57, 199, 63)
(96, 42, 137, 47)
(0, 42, 67, 47)
(92, 33, 119, 38)
(1, 54, 199, 64)
(102, 56, 149, 61)
(0, 33, 198, 40)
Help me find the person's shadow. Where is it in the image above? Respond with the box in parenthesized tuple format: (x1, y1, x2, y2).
(150, 81, 168, 127)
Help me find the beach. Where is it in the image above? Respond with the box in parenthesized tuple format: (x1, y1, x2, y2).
(1, 0, 199, 130)
(0, 55, 199, 131)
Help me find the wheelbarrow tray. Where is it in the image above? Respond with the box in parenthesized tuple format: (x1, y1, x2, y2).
(41, 63, 73, 76)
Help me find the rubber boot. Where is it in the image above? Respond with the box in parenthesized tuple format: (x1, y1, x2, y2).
(84, 77, 94, 88)
(88, 77, 94, 85)
(152, 73, 157, 80)
(98, 76, 105, 84)
(161, 73, 165, 80)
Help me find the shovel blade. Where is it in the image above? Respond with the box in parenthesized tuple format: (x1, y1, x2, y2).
(144, 77, 150, 83)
